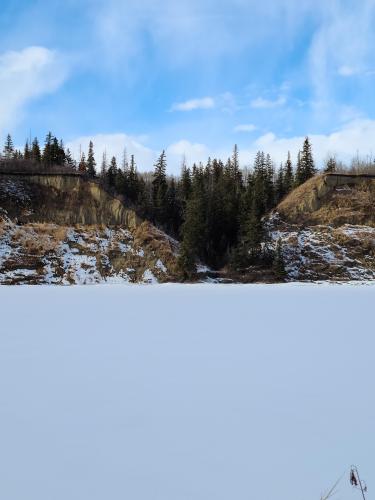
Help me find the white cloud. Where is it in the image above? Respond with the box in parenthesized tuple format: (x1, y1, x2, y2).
(66, 133, 156, 171)
(92, 0, 309, 68)
(67, 135, 211, 175)
(67, 119, 375, 176)
(171, 119, 375, 171)
(249, 119, 375, 166)
(250, 96, 286, 109)
(234, 124, 257, 133)
(0, 46, 69, 134)
(171, 97, 215, 112)
(166, 140, 210, 169)
(219, 92, 238, 113)
(338, 65, 359, 77)
(308, 1, 375, 110)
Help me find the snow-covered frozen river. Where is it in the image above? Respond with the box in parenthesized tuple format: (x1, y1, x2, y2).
(0, 284, 373, 500)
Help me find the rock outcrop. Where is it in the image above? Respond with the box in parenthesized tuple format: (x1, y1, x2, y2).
(0, 173, 180, 284)
(277, 173, 375, 225)
(0, 173, 140, 227)
(269, 173, 375, 281)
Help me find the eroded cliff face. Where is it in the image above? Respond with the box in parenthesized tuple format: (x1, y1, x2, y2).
(269, 173, 375, 281)
(277, 173, 375, 225)
(0, 173, 140, 227)
(0, 174, 180, 284)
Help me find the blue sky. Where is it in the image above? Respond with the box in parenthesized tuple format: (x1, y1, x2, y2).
(1, 0, 375, 173)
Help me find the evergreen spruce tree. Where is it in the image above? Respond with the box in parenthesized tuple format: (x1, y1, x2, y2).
(301, 136, 316, 179)
(31, 138, 42, 164)
(205, 159, 229, 267)
(252, 151, 267, 216)
(106, 156, 117, 187)
(13, 149, 23, 160)
(50, 137, 63, 165)
(137, 176, 151, 219)
(78, 153, 87, 173)
(87, 141, 96, 177)
(179, 160, 192, 207)
(265, 154, 275, 211)
(166, 177, 181, 236)
(58, 139, 66, 165)
(231, 144, 242, 191)
(294, 151, 303, 187)
(324, 157, 337, 173)
(115, 166, 125, 193)
(3, 134, 14, 159)
(231, 201, 264, 270)
(51, 137, 59, 164)
(295, 137, 316, 186)
(275, 165, 285, 204)
(152, 151, 168, 225)
(127, 155, 139, 202)
(283, 151, 294, 194)
(178, 171, 207, 278)
(65, 148, 75, 169)
(42, 132, 53, 168)
(24, 140, 31, 161)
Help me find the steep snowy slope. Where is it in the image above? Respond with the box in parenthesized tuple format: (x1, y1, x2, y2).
(0, 174, 179, 284)
(269, 173, 375, 281)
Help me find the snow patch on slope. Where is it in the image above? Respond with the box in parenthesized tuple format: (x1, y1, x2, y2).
(268, 213, 375, 281)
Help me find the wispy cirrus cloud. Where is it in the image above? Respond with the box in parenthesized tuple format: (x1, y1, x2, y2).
(170, 97, 215, 112)
(338, 65, 360, 77)
(166, 139, 209, 165)
(2, 0, 375, 172)
(308, 0, 375, 113)
(0, 46, 69, 134)
(234, 124, 257, 133)
(250, 95, 286, 109)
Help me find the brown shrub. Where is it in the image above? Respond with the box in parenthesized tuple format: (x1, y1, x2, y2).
(12, 226, 62, 254)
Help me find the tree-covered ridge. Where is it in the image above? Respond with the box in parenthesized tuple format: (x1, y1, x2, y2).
(0, 132, 318, 276)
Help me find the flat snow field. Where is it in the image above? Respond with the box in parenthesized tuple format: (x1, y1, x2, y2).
(0, 284, 373, 500)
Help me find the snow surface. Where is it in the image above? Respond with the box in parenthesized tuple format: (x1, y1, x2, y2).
(0, 284, 373, 500)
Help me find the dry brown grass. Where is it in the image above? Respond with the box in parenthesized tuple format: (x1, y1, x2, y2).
(133, 221, 179, 277)
(277, 175, 327, 221)
(29, 223, 68, 241)
(278, 175, 375, 226)
(11, 223, 68, 254)
(0, 218, 6, 238)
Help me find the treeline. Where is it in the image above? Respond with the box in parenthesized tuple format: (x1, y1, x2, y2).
(178, 139, 316, 276)
(0, 132, 319, 276)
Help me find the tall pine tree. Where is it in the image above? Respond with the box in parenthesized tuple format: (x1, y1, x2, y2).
(78, 153, 87, 173)
(106, 156, 117, 187)
(42, 132, 54, 168)
(283, 151, 294, 194)
(87, 141, 96, 177)
(24, 140, 31, 161)
(295, 137, 316, 186)
(31, 138, 41, 164)
(178, 169, 207, 278)
(152, 151, 168, 226)
(3, 134, 14, 159)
